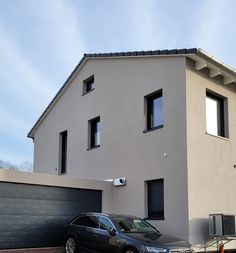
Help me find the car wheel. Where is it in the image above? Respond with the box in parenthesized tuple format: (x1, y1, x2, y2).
(65, 237, 77, 253)
(124, 248, 138, 253)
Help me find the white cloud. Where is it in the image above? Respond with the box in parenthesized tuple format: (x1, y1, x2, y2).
(0, 145, 33, 164)
(31, 0, 86, 70)
(193, 0, 235, 54)
(0, 106, 29, 137)
(0, 0, 87, 164)
(119, 0, 168, 50)
(0, 23, 56, 107)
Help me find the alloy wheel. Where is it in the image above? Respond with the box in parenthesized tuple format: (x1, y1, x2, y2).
(125, 249, 138, 253)
(65, 237, 76, 253)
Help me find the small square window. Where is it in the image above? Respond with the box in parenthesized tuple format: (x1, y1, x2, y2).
(83, 75, 94, 95)
(88, 117, 100, 149)
(145, 90, 163, 131)
(147, 179, 164, 220)
(206, 91, 228, 138)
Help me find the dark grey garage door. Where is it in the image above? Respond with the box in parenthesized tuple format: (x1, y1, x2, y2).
(0, 182, 102, 249)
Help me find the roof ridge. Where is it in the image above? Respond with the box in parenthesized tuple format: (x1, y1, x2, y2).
(84, 48, 198, 58)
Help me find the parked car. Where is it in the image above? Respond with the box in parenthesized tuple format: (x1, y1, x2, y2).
(63, 213, 193, 253)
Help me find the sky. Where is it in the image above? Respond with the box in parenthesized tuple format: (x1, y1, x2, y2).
(0, 0, 236, 166)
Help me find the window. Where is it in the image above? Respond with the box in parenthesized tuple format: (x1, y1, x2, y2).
(88, 117, 100, 149)
(147, 179, 164, 220)
(83, 75, 94, 95)
(145, 90, 163, 131)
(206, 91, 228, 138)
(72, 215, 97, 228)
(59, 130, 67, 174)
(113, 217, 157, 233)
(98, 216, 114, 230)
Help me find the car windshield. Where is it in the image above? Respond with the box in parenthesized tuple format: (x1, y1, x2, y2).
(113, 217, 158, 233)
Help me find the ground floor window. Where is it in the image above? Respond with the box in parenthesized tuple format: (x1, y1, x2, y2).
(147, 179, 164, 220)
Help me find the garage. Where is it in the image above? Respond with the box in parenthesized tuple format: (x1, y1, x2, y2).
(0, 170, 112, 250)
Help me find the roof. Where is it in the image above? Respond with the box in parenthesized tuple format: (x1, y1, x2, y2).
(70, 212, 139, 220)
(27, 48, 236, 138)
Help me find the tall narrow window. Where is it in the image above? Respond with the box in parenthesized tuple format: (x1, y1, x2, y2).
(83, 75, 94, 95)
(59, 130, 67, 174)
(147, 179, 164, 220)
(89, 117, 100, 149)
(145, 90, 163, 131)
(206, 91, 227, 137)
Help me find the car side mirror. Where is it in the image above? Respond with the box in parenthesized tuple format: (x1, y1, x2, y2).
(108, 227, 117, 236)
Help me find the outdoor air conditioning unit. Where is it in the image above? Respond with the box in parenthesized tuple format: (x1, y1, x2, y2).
(209, 214, 236, 236)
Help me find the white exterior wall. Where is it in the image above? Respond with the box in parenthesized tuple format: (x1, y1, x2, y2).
(186, 59, 236, 251)
(33, 56, 189, 241)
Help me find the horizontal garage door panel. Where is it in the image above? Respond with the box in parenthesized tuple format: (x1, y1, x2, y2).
(0, 182, 102, 249)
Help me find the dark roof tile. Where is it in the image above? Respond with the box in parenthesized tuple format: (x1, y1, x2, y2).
(160, 49, 169, 55)
(130, 51, 137, 56)
(177, 49, 187, 54)
(187, 48, 198, 54)
(168, 49, 178, 54)
(152, 50, 160, 55)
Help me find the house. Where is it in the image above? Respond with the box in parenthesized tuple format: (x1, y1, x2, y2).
(28, 48, 236, 251)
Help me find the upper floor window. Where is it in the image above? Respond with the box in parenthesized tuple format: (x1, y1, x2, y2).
(83, 75, 94, 95)
(59, 130, 67, 174)
(88, 117, 100, 149)
(145, 89, 163, 131)
(147, 179, 164, 220)
(206, 91, 228, 138)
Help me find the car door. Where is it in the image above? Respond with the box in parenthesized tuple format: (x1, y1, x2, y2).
(89, 215, 120, 253)
(71, 215, 98, 252)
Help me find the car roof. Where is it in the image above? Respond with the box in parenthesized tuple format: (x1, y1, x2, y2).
(71, 212, 139, 220)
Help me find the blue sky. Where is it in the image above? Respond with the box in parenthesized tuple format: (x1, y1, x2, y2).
(0, 0, 236, 165)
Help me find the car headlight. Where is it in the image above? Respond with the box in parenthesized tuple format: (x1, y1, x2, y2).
(146, 246, 168, 253)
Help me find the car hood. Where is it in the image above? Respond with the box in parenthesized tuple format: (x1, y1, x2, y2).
(124, 232, 191, 247)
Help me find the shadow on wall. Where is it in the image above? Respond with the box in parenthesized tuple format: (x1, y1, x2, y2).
(189, 218, 209, 249)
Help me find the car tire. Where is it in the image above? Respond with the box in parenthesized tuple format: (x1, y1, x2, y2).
(124, 248, 138, 253)
(65, 237, 77, 253)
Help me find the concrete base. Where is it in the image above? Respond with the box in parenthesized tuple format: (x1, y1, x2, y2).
(0, 247, 63, 253)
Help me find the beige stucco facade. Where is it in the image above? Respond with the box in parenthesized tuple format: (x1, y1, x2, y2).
(186, 59, 236, 251)
(29, 52, 236, 251)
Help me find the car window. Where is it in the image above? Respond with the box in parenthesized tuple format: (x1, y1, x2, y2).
(98, 216, 114, 231)
(72, 215, 97, 228)
(113, 217, 157, 233)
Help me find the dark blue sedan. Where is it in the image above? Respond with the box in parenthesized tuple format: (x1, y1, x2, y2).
(63, 213, 193, 253)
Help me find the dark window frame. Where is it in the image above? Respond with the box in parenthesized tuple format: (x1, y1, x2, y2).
(206, 91, 227, 138)
(144, 89, 163, 132)
(147, 179, 164, 220)
(88, 116, 100, 150)
(83, 75, 95, 95)
(59, 130, 67, 174)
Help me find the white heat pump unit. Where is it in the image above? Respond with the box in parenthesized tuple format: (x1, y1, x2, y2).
(209, 214, 236, 236)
